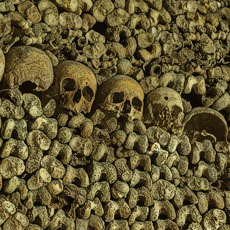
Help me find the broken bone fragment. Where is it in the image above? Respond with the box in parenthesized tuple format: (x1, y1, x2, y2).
(3, 46, 54, 92)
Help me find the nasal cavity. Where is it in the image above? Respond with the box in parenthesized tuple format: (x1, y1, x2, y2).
(73, 89, 81, 103)
(123, 100, 131, 113)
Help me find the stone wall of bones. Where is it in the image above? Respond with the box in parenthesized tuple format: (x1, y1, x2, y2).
(0, 0, 230, 229)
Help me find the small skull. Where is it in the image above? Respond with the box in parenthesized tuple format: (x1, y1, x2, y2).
(144, 87, 184, 134)
(3, 46, 54, 92)
(54, 60, 97, 114)
(96, 75, 144, 120)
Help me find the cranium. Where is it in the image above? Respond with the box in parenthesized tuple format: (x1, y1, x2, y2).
(3, 46, 54, 92)
(54, 60, 97, 114)
(144, 87, 184, 134)
(183, 107, 228, 142)
(95, 75, 144, 120)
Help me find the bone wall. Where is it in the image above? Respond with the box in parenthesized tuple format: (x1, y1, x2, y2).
(0, 1, 230, 230)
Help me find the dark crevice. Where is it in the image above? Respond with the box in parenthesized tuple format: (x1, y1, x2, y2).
(88, 227, 95, 230)
(153, 65, 161, 74)
(19, 81, 37, 93)
(120, 37, 128, 47)
(205, 88, 218, 98)
(62, 196, 74, 213)
(57, 225, 67, 230)
(223, 55, 230, 63)
(158, 213, 168, 220)
(92, 22, 107, 35)
(137, 196, 146, 206)
(160, 172, 166, 179)
(61, 29, 69, 39)
(183, 199, 192, 206)
(61, 48, 74, 60)
(218, 109, 229, 125)
(182, 91, 203, 108)
(33, 216, 42, 226)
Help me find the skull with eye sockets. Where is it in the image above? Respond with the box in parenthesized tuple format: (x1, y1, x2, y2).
(54, 60, 97, 114)
(144, 87, 184, 134)
(95, 75, 144, 121)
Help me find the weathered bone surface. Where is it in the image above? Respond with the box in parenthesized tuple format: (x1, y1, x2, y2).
(95, 75, 144, 120)
(0, 0, 230, 229)
(3, 46, 54, 91)
(54, 60, 97, 114)
(144, 87, 184, 134)
(183, 107, 228, 142)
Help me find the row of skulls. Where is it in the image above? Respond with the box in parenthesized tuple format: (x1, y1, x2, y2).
(1, 46, 184, 133)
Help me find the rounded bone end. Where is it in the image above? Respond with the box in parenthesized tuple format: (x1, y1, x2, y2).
(0, 48, 5, 83)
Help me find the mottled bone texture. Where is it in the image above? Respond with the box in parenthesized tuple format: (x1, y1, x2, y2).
(95, 75, 144, 120)
(54, 60, 97, 114)
(3, 46, 53, 91)
(144, 87, 184, 134)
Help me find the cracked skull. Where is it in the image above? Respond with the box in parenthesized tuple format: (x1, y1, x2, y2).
(54, 60, 97, 114)
(96, 75, 144, 120)
(3, 46, 54, 92)
(144, 87, 184, 134)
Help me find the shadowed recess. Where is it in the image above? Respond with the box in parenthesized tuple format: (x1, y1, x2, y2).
(19, 81, 37, 93)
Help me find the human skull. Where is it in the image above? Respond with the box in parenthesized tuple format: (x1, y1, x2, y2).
(54, 60, 97, 114)
(96, 75, 144, 120)
(3, 46, 54, 92)
(183, 107, 228, 142)
(144, 87, 184, 134)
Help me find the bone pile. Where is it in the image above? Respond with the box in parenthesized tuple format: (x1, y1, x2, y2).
(0, 0, 230, 230)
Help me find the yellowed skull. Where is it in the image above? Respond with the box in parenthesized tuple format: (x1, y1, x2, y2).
(96, 75, 144, 120)
(144, 87, 184, 134)
(54, 60, 97, 114)
(3, 46, 54, 92)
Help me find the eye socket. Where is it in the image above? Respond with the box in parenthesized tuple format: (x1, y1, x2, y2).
(73, 89, 81, 103)
(111, 92, 124, 103)
(132, 97, 142, 111)
(63, 78, 76, 91)
(172, 105, 181, 118)
(83, 86, 94, 102)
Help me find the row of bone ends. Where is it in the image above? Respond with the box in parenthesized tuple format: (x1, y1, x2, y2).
(0, 111, 228, 229)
